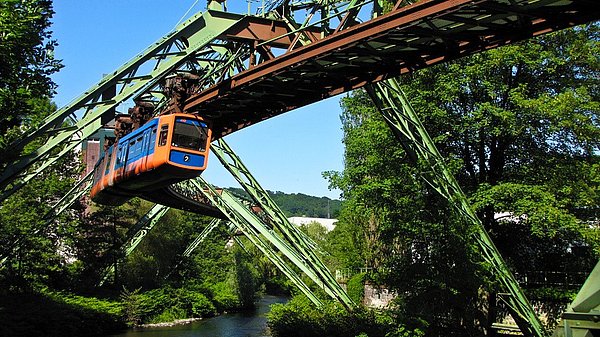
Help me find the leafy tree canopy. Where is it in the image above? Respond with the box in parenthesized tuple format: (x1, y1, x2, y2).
(0, 0, 62, 154)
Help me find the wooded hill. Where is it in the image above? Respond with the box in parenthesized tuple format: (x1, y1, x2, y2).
(227, 187, 342, 218)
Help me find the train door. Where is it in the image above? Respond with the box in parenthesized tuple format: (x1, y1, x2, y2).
(105, 147, 115, 187)
(140, 129, 151, 171)
(148, 126, 157, 170)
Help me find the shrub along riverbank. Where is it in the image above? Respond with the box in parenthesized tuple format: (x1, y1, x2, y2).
(0, 280, 261, 337)
(267, 295, 424, 337)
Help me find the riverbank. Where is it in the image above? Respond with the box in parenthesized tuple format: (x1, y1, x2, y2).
(0, 291, 125, 337)
(109, 295, 288, 337)
(138, 317, 202, 328)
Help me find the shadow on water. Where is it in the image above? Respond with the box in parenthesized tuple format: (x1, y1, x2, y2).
(110, 295, 288, 337)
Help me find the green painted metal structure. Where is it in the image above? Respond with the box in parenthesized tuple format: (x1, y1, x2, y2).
(172, 177, 324, 306)
(210, 139, 354, 307)
(0, 2, 597, 336)
(0, 9, 246, 202)
(554, 261, 600, 337)
(365, 78, 545, 336)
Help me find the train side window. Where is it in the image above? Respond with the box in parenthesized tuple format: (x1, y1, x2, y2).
(116, 146, 122, 165)
(129, 140, 136, 159)
(158, 124, 168, 147)
(105, 152, 112, 174)
(150, 128, 157, 148)
(143, 131, 151, 154)
(137, 137, 143, 154)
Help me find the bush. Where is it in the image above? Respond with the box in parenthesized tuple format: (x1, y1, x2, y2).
(347, 272, 366, 303)
(150, 306, 187, 324)
(210, 281, 241, 311)
(122, 286, 218, 324)
(0, 291, 127, 336)
(267, 295, 393, 337)
(174, 288, 216, 317)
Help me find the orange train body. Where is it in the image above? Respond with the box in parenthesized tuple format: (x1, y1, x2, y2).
(90, 113, 212, 205)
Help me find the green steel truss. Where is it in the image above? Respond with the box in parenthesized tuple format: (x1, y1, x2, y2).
(365, 78, 545, 337)
(171, 178, 323, 305)
(0, 10, 246, 202)
(182, 218, 223, 258)
(211, 139, 353, 307)
(0, 0, 377, 202)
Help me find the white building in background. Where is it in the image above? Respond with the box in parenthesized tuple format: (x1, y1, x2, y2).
(287, 217, 338, 232)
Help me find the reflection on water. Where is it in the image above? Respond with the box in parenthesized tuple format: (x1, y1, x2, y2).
(110, 295, 287, 337)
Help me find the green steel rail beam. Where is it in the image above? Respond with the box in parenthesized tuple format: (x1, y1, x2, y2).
(0, 10, 246, 202)
(211, 138, 353, 307)
(365, 78, 545, 337)
(100, 204, 170, 285)
(172, 179, 322, 305)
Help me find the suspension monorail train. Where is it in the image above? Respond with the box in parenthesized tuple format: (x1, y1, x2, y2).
(90, 113, 212, 205)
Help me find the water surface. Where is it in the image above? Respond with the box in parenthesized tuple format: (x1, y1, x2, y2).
(111, 295, 287, 337)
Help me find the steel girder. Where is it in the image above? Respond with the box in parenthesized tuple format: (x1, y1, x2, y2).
(365, 78, 545, 337)
(182, 0, 599, 139)
(172, 178, 323, 306)
(166, 218, 222, 279)
(182, 218, 223, 258)
(210, 138, 354, 308)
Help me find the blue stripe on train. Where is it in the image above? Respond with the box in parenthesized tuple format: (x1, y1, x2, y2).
(169, 150, 205, 167)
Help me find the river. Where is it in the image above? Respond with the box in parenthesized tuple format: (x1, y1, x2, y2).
(109, 295, 287, 337)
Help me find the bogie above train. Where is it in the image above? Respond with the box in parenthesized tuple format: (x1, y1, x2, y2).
(90, 113, 211, 205)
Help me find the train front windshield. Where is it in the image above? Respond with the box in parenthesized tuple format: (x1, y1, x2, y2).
(171, 118, 209, 151)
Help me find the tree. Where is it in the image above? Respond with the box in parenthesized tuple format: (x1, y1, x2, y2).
(326, 24, 599, 334)
(0, 151, 80, 290)
(397, 24, 599, 273)
(0, 0, 62, 156)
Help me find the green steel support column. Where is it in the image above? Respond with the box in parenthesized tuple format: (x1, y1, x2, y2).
(172, 179, 323, 305)
(182, 219, 222, 258)
(211, 139, 354, 307)
(0, 10, 245, 201)
(100, 204, 170, 285)
(43, 171, 94, 222)
(365, 78, 546, 337)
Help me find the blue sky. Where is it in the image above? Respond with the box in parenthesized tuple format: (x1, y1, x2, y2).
(51, 1, 346, 199)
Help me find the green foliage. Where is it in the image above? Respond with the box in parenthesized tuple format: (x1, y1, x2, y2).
(0, 290, 126, 336)
(150, 306, 187, 324)
(121, 286, 217, 324)
(208, 281, 241, 311)
(347, 273, 366, 303)
(233, 247, 263, 308)
(323, 24, 599, 335)
(120, 287, 142, 326)
(0, 150, 81, 290)
(228, 187, 342, 218)
(268, 296, 393, 337)
(0, 0, 62, 156)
